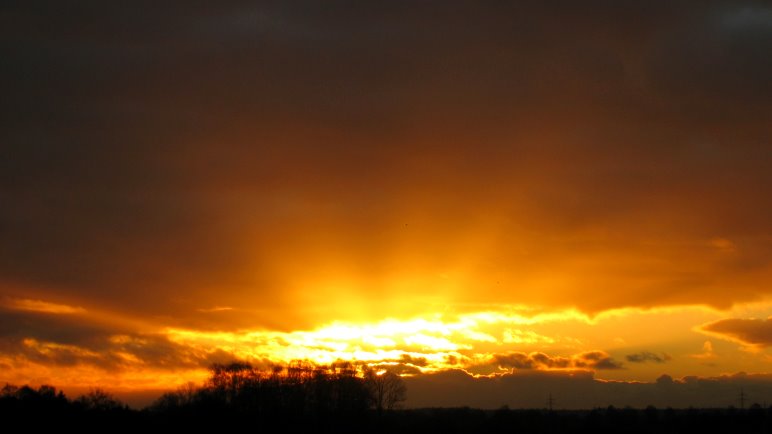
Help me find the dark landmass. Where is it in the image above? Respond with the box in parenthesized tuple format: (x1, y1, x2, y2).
(3, 362, 772, 433)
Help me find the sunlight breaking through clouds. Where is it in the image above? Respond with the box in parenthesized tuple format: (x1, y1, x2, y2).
(162, 310, 621, 373)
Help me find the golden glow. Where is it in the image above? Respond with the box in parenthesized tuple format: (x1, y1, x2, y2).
(2, 4, 770, 408)
(163, 309, 593, 370)
(159, 303, 772, 380)
(3, 300, 772, 392)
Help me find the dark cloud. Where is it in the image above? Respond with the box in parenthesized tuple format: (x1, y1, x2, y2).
(0, 307, 113, 348)
(0, 0, 770, 329)
(491, 351, 623, 371)
(405, 370, 772, 409)
(574, 351, 624, 370)
(368, 363, 422, 376)
(0, 307, 239, 371)
(700, 317, 772, 347)
(625, 351, 672, 364)
(399, 354, 428, 367)
(444, 354, 466, 366)
(494, 352, 537, 369)
(341, 356, 425, 375)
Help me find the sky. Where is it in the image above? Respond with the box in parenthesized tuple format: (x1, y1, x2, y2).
(1, 1, 771, 408)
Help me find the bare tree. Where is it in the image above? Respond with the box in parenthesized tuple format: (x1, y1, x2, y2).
(76, 388, 124, 411)
(364, 369, 407, 413)
(207, 361, 256, 404)
(177, 381, 198, 406)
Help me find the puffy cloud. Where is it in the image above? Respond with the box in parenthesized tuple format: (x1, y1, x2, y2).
(574, 351, 624, 370)
(691, 341, 717, 360)
(399, 353, 429, 367)
(493, 352, 537, 370)
(625, 351, 672, 364)
(699, 317, 772, 347)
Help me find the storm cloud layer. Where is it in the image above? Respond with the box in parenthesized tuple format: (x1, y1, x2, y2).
(0, 1, 771, 400)
(2, 1, 771, 328)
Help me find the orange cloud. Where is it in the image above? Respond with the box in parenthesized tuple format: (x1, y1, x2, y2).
(699, 317, 772, 348)
(3, 297, 86, 314)
(625, 351, 672, 364)
(691, 341, 717, 360)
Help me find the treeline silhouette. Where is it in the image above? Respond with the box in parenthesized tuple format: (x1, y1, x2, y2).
(0, 360, 407, 432)
(0, 383, 133, 430)
(3, 362, 772, 433)
(151, 360, 406, 429)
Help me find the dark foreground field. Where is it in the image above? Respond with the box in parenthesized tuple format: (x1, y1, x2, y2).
(4, 363, 771, 433)
(2, 385, 771, 434)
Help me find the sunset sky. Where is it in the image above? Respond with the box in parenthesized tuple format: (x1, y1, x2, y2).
(1, 1, 771, 408)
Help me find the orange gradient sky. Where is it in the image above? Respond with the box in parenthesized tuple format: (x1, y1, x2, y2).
(0, 1, 770, 407)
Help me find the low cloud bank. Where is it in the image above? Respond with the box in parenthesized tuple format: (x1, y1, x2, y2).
(405, 369, 772, 409)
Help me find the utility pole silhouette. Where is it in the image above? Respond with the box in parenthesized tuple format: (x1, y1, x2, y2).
(739, 388, 746, 410)
(547, 393, 555, 412)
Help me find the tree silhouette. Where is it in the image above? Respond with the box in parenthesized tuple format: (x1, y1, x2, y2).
(206, 361, 256, 405)
(76, 388, 124, 411)
(4, 378, 772, 433)
(153, 382, 199, 411)
(364, 368, 407, 413)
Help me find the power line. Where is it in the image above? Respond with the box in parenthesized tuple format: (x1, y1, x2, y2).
(547, 393, 556, 412)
